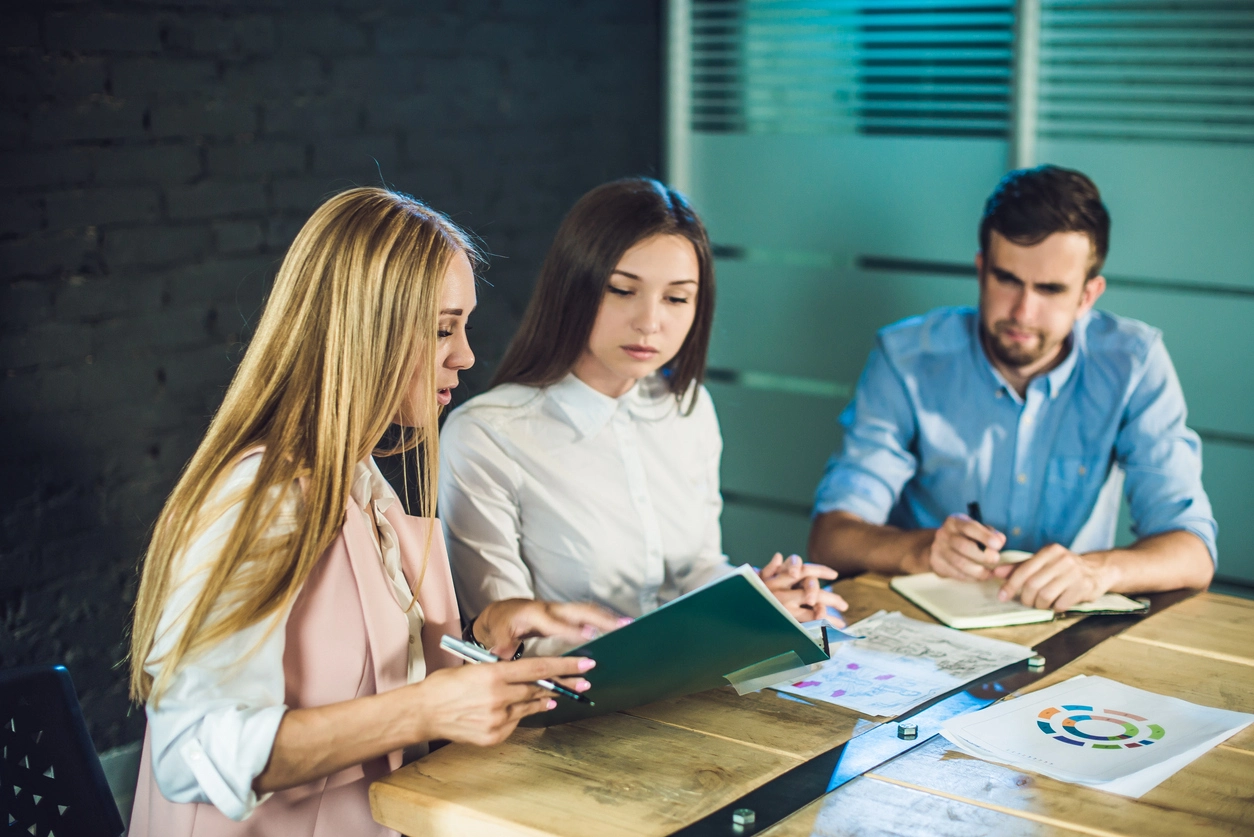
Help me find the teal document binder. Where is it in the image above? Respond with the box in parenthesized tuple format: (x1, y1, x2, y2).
(522, 566, 830, 726)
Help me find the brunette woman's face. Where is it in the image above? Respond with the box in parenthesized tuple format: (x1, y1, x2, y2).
(397, 251, 476, 426)
(572, 234, 699, 399)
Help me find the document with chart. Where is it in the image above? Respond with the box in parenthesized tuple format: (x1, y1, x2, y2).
(940, 675, 1254, 797)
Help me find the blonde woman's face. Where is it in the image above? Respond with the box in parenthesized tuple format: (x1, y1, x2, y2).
(397, 251, 476, 426)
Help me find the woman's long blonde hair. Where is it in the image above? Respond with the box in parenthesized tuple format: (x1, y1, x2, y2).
(129, 187, 474, 704)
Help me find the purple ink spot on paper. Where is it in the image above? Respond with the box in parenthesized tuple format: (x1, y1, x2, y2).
(831, 689, 846, 697)
(846, 663, 860, 670)
(875, 674, 895, 680)
(793, 680, 821, 689)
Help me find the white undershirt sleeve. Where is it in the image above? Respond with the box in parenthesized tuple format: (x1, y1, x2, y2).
(143, 456, 297, 820)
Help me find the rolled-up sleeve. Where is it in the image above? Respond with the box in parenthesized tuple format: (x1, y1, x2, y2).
(813, 345, 919, 523)
(1116, 338, 1218, 564)
(144, 456, 295, 820)
(147, 649, 288, 820)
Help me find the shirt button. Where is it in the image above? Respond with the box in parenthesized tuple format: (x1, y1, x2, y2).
(1078, 466, 1087, 475)
(995, 391, 1004, 399)
(1012, 526, 1021, 536)
(409, 635, 415, 645)
(1017, 473, 1027, 484)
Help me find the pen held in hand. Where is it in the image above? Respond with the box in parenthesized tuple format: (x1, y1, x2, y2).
(439, 634, 595, 706)
(966, 501, 988, 552)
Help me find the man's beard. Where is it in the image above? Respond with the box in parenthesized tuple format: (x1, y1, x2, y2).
(983, 320, 1054, 368)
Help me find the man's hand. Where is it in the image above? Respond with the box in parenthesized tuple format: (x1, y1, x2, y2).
(920, 514, 1006, 580)
(474, 599, 629, 659)
(759, 553, 848, 627)
(993, 544, 1115, 611)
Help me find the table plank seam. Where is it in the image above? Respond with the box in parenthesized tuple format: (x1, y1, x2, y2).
(1217, 743, 1254, 757)
(1115, 634, 1254, 668)
(371, 781, 560, 837)
(861, 773, 1140, 837)
(618, 713, 808, 762)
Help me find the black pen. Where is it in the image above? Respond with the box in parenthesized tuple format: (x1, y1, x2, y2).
(966, 501, 988, 552)
(439, 635, 595, 705)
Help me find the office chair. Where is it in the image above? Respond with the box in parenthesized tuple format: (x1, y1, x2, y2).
(1, 665, 125, 837)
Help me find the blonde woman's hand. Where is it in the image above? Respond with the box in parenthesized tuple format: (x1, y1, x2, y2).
(410, 655, 596, 747)
(759, 553, 848, 627)
(473, 598, 630, 658)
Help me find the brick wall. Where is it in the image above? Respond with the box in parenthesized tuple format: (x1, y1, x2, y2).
(0, 0, 661, 751)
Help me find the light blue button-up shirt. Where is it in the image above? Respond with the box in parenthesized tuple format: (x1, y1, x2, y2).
(813, 306, 1217, 562)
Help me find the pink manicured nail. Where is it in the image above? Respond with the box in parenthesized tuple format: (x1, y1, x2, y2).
(577, 657, 596, 672)
(576, 679, 591, 691)
(617, 616, 634, 626)
(581, 624, 597, 638)
(546, 699, 557, 710)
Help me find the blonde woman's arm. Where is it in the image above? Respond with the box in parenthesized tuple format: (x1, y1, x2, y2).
(254, 653, 596, 793)
(143, 455, 292, 820)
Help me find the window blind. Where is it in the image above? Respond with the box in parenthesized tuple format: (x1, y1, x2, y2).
(1038, 0, 1254, 145)
(691, 0, 1015, 137)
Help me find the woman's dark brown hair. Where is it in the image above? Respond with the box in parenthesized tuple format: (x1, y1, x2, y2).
(491, 177, 716, 412)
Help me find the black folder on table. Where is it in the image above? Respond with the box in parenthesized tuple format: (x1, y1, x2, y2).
(521, 565, 831, 726)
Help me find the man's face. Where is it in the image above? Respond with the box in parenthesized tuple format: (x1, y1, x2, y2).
(977, 230, 1105, 371)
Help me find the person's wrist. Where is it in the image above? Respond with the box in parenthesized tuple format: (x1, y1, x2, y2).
(393, 681, 435, 746)
(469, 603, 523, 659)
(1083, 550, 1121, 594)
(903, 531, 935, 575)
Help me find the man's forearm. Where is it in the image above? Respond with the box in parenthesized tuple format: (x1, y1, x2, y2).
(808, 510, 933, 576)
(1085, 529, 1215, 594)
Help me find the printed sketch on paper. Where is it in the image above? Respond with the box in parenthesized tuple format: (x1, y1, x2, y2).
(772, 611, 1034, 717)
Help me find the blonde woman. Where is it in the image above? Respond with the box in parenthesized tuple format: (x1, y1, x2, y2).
(127, 188, 620, 835)
(439, 178, 847, 656)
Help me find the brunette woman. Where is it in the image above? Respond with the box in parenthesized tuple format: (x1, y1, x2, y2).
(439, 178, 847, 654)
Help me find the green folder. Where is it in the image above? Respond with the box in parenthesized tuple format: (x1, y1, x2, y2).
(521, 566, 831, 727)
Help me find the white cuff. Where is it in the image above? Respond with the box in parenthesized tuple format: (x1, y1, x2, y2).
(176, 704, 287, 821)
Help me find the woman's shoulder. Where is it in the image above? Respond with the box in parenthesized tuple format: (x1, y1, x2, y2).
(444, 383, 547, 428)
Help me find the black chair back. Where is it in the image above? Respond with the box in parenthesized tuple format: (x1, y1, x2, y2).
(1, 665, 125, 837)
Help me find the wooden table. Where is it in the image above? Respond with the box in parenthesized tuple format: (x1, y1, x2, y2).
(370, 575, 1254, 836)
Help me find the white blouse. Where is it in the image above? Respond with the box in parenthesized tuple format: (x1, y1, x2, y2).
(143, 454, 424, 821)
(439, 372, 732, 653)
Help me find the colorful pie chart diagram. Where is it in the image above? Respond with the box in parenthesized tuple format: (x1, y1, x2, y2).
(1036, 705, 1166, 749)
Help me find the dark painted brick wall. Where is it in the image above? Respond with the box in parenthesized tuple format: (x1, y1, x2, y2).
(0, 0, 661, 751)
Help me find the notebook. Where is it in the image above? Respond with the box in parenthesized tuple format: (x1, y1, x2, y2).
(890, 572, 1149, 630)
(520, 565, 831, 726)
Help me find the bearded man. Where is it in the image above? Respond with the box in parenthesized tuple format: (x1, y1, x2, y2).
(808, 165, 1216, 610)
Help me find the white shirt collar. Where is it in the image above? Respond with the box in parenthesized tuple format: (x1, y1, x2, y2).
(546, 372, 676, 438)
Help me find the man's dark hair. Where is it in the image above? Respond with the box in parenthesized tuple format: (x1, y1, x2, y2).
(979, 165, 1111, 280)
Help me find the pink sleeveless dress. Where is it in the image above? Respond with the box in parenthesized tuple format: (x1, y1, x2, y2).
(128, 497, 463, 836)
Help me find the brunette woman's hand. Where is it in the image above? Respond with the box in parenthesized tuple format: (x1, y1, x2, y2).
(410, 655, 596, 746)
(759, 553, 848, 627)
(472, 598, 629, 659)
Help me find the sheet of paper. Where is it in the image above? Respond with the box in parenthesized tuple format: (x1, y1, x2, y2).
(940, 675, 1253, 797)
(770, 611, 1034, 717)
